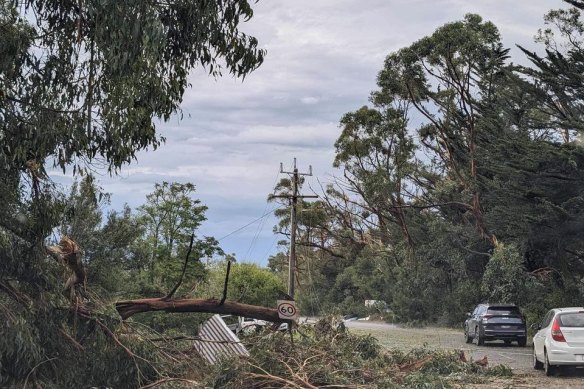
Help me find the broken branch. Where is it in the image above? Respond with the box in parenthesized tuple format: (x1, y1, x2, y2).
(116, 297, 284, 323)
(219, 260, 231, 306)
(164, 233, 195, 300)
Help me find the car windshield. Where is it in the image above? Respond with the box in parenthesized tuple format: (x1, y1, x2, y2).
(558, 312, 584, 327)
(486, 307, 520, 316)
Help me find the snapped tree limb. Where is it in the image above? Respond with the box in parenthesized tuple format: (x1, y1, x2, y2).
(116, 298, 285, 323)
(46, 237, 87, 303)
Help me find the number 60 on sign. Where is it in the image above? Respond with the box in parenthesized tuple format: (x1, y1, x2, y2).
(277, 300, 299, 320)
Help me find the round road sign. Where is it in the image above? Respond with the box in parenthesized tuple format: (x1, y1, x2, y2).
(277, 300, 298, 320)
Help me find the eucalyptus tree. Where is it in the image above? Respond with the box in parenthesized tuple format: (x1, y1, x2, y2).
(334, 104, 419, 247)
(374, 14, 510, 245)
(0, 0, 264, 386)
(1, 0, 265, 238)
(206, 262, 285, 308)
(60, 175, 109, 247)
(137, 182, 222, 292)
(2, 0, 264, 175)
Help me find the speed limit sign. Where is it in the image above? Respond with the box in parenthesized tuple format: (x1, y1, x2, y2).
(277, 300, 299, 320)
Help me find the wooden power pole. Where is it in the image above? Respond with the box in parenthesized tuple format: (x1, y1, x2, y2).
(277, 158, 317, 300)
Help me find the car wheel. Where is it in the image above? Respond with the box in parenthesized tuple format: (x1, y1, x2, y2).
(544, 350, 556, 376)
(517, 337, 527, 347)
(475, 327, 484, 346)
(464, 327, 472, 344)
(533, 346, 543, 370)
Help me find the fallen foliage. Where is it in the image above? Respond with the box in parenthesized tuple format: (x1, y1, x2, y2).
(205, 317, 513, 388)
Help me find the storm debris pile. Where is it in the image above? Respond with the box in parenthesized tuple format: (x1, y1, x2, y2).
(206, 318, 512, 388)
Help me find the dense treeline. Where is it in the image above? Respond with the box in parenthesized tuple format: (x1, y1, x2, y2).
(270, 3, 584, 326)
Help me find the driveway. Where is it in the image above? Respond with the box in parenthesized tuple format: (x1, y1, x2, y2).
(345, 321, 584, 388)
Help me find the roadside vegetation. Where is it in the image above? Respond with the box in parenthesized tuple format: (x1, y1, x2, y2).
(269, 2, 584, 329)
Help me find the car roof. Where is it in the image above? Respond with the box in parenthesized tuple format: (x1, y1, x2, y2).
(554, 307, 584, 313)
(485, 303, 518, 308)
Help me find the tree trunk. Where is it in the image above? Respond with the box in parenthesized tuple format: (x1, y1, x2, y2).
(116, 298, 285, 323)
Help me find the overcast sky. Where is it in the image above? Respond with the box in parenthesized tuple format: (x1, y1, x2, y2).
(60, 0, 563, 265)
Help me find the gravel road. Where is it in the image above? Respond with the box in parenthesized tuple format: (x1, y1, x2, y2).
(345, 320, 584, 388)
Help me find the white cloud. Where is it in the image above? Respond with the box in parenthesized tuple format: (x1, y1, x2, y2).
(301, 97, 319, 105)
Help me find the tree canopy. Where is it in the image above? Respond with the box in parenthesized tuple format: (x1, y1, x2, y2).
(270, 3, 584, 327)
(1, 0, 264, 177)
(0, 1, 265, 386)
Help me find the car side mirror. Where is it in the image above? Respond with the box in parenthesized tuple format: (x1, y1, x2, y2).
(466, 312, 471, 318)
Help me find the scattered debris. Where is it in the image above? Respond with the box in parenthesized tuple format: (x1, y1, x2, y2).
(398, 355, 434, 372)
(459, 350, 471, 363)
(206, 318, 512, 388)
(475, 355, 489, 367)
(193, 314, 249, 365)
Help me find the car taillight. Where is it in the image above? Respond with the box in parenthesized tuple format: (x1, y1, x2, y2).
(551, 318, 566, 342)
(482, 314, 493, 323)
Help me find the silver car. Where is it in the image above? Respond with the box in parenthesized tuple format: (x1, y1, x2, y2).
(532, 307, 584, 376)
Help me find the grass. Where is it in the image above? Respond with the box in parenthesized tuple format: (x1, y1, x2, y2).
(350, 326, 464, 351)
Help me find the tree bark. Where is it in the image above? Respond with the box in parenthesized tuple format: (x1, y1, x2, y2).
(116, 298, 285, 323)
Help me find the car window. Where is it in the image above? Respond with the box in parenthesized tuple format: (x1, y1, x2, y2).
(558, 312, 584, 327)
(472, 306, 479, 316)
(478, 305, 486, 315)
(541, 310, 554, 328)
(486, 307, 520, 315)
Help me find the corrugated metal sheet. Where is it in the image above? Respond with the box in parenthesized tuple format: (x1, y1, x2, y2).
(193, 314, 249, 365)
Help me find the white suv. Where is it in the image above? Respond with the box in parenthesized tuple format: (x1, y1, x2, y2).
(532, 307, 584, 376)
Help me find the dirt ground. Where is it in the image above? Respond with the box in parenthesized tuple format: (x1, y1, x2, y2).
(346, 321, 584, 388)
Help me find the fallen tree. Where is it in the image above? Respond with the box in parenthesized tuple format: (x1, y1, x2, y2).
(116, 298, 285, 323)
(116, 238, 287, 324)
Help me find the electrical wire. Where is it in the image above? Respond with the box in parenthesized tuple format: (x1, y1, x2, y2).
(216, 205, 283, 242)
(260, 234, 280, 264)
(242, 166, 283, 261)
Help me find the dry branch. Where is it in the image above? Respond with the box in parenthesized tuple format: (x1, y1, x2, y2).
(116, 297, 285, 323)
(219, 260, 231, 305)
(398, 355, 433, 372)
(164, 233, 195, 300)
(474, 355, 488, 367)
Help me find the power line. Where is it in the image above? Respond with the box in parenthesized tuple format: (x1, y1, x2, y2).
(217, 206, 282, 242)
(260, 234, 280, 264)
(243, 167, 283, 262)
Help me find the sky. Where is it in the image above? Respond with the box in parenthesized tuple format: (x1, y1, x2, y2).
(55, 0, 562, 265)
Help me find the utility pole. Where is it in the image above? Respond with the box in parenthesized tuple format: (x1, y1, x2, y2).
(276, 158, 317, 299)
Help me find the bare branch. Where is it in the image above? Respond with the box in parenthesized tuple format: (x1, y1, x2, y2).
(219, 260, 232, 306)
(165, 233, 195, 300)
